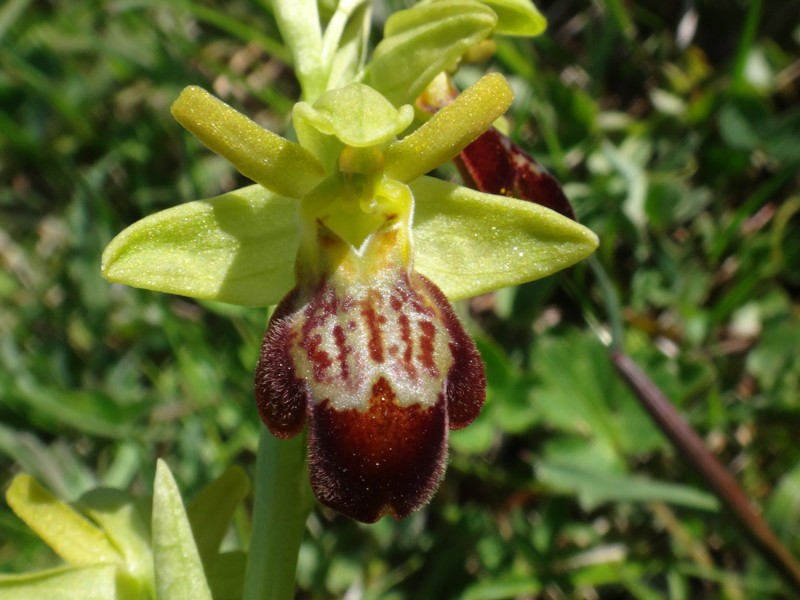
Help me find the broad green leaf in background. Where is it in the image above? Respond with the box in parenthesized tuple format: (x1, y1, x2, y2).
(186, 466, 251, 567)
(528, 332, 664, 456)
(537, 461, 720, 511)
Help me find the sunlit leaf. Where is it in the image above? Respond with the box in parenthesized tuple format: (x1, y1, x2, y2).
(5, 475, 121, 566)
(271, 0, 325, 101)
(77, 488, 154, 598)
(0, 565, 118, 600)
(151, 460, 212, 600)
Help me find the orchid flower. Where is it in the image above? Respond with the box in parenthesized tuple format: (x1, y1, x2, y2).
(101, 72, 597, 523)
(100, 0, 597, 523)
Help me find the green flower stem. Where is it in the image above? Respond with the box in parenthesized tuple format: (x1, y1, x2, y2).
(243, 429, 314, 600)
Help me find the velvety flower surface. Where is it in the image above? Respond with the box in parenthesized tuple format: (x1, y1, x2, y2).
(101, 74, 598, 522)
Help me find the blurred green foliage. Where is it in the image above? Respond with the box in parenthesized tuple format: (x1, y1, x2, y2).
(2, 0, 799, 597)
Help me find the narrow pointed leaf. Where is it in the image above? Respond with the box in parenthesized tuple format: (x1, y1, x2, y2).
(152, 460, 213, 600)
(270, 0, 325, 101)
(410, 177, 598, 300)
(171, 86, 324, 198)
(5, 475, 121, 566)
(186, 467, 250, 567)
(0, 565, 118, 600)
(385, 73, 513, 183)
(364, 0, 497, 106)
(326, 1, 372, 91)
(101, 185, 298, 307)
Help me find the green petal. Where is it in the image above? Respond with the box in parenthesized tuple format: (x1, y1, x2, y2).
(152, 460, 213, 600)
(101, 185, 298, 307)
(0, 565, 119, 600)
(410, 177, 598, 300)
(481, 0, 547, 36)
(5, 475, 121, 567)
(364, 0, 497, 106)
(171, 86, 324, 198)
(293, 83, 414, 147)
(385, 72, 513, 183)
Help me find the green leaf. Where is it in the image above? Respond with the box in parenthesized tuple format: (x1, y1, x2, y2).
(206, 551, 247, 600)
(0, 565, 119, 600)
(5, 475, 122, 566)
(411, 177, 599, 300)
(186, 467, 251, 567)
(171, 86, 325, 198)
(479, 0, 547, 36)
(271, 0, 325, 101)
(77, 489, 154, 598)
(537, 461, 720, 511)
(321, 0, 371, 91)
(385, 72, 514, 183)
(765, 458, 800, 557)
(364, 0, 497, 106)
(151, 460, 213, 600)
(101, 185, 298, 307)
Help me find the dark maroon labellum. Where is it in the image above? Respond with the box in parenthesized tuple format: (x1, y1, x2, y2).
(254, 272, 485, 523)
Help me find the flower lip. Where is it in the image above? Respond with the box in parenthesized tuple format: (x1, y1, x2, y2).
(254, 244, 486, 522)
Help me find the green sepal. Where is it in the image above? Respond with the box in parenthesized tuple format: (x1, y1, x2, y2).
(171, 86, 325, 198)
(5, 474, 122, 567)
(411, 176, 599, 300)
(0, 565, 119, 600)
(364, 0, 497, 106)
(101, 185, 298, 308)
(385, 72, 513, 183)
(102, 173, 599, 306)
(151, 460, 213, 600)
